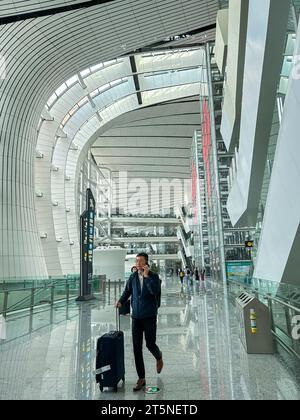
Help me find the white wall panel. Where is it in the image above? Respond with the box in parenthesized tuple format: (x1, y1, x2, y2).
(220, 0, 249, 151)
(226, 0, 290, 227)
(254, 20, 300, 284)
(215, 9, 228, 75)
(35, 120, 63, 276)
(51, 136, 75, 274)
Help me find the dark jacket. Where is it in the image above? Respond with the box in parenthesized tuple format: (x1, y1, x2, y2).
(119, 271, 161, 319)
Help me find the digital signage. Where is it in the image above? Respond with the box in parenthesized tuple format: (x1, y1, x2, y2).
(77, 188, 95, 301)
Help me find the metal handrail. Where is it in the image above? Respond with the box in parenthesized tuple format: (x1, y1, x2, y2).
(0, 275, 79, 291)
(2, 285, 60, 316)
(1, 284, 54, 293)
(6, 287, 39, 313)
(0, 276, 102, 316)
(268, 295, 300, 313)
(228, 277, 300, 306)
(0, 278, 81, 315)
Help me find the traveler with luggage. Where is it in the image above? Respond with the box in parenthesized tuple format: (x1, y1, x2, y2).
(115, 252, 163, 391)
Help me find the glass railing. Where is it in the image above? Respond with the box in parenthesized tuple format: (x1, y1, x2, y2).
(227, 274, 300, 303)
(0, 276, 101, 316)
(110, 233, 177, 238)
(111, 214, 176, 218)
(0, 274, 80, 290)
(227, 277, 300, 359)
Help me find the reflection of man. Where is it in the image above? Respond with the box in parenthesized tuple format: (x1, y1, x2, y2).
(115, 253, 163, 391)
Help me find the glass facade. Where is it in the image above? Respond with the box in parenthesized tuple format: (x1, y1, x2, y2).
(191, 131, 209, 273)
(195, 43, 256, 282)
(252, 9, 297, 265)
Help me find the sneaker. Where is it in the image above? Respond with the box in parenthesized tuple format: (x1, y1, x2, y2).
(156, 352, 163, 374)
(133, 378, 146, 391)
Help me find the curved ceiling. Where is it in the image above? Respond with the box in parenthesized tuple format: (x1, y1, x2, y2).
(93, 96, 200, 180)
(33, 48, 206, 276)
(0, 0, 222, 278)
(43, 48, 206, 218)
(0, 0, 221, 164)
(93, 96, 201, 215)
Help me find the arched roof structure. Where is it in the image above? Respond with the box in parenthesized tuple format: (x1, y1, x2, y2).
(0, 0, 221, 278)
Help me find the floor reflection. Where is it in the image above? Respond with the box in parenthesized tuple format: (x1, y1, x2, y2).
(0, 277, 300, 400)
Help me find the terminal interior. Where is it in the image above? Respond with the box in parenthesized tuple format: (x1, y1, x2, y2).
(1, 0, 300, 400)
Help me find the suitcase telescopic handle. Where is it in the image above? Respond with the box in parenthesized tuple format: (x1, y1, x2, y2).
(116, 306, 120, 331)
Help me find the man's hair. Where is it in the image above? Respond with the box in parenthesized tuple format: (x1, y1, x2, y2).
(136, 252, 149, 263)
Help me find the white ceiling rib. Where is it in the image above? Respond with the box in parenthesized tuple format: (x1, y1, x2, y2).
(0, 0, 221, 278)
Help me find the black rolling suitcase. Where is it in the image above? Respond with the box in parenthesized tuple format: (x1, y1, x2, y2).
(95, 308, 125, 392)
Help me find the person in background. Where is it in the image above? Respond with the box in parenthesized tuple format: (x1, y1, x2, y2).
(194, 267, 200, 292)
(179, 268, 185, 289)
(200, 267, 206, 291)
(185, 267, 191, 289)
(115, 253, 163, 391)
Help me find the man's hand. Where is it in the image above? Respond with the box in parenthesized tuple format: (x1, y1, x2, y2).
(115, 301, 122, 308)
(143, 265, 150, 278)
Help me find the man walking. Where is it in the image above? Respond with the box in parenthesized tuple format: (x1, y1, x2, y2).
(115, 252, 163, 391)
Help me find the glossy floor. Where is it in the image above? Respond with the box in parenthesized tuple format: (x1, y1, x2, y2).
(0, 278, 300, 400)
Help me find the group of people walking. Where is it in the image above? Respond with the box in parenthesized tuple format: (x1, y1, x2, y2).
(178, 266, 206, 291)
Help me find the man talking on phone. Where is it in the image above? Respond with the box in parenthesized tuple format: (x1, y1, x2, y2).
(115, 252, 163, 391)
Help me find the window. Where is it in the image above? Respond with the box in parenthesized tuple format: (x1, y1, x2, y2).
(37, 118, 43, 133)
(47, 93, 57, 108)
(80, 68, 91, 78)
(56, 83, 67, 97)
(69, 104, 79, 116)
(66, 75, 78, 87)
(61, 113, 71, 127)
(90, 88, 99, 98)
(78, 96, 88, 107)
(91, 63, 103, 73)
(110, 78, 122, 87)
(105, 59, 116, 66)
(98, 83, 110, 93)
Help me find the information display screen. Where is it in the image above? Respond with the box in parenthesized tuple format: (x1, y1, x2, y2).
(80, 188, 95, 297)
